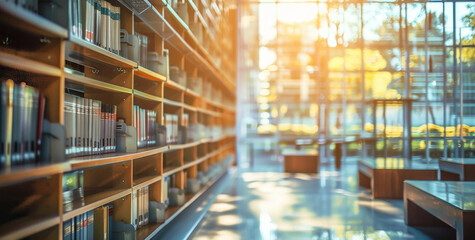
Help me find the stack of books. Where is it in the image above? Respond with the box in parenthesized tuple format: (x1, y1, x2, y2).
(132, 186, 149, 230)
(164, 113, 179, 144)
(0, 80, 45, 170)
(64, 94, 117, 158)
(63, 210, 95, 240)
(71, 0, 121, 54)
(133, 105, 158, 148)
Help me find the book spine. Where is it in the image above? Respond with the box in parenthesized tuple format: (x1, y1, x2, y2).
(84, 98, 89, 156)
(138, 188, 143, 228)
(81, 97, 86, 156)
(29, 87, 39, 164)
(88, 99, 94, 155)
(82, 212, 88, 240)
(132, 190, 137, 229)
(75, 215, 82, 240)
(112, 105, 117, 152)
(63, 219, 72, 240)
(72, 0, 78, 36)
(108, 205, 113, 239)
(77, 0, 82, 38)
(76, 97, 82, 157)
(87, 210, 94, 239)
(101, 104, 105, 154)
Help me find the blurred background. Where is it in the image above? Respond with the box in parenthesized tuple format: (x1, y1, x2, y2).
(236, 0, 475, 167)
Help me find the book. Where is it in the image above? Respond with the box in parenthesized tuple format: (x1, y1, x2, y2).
(0, 80, 45, 168)
(137, 188, 143, 228)
(82, 212, 88, 240)
(63, 219, 72, 240)
(112, 105, 117, 153)
(132, 190, 137, 229)
(87, 210, 95, 239)
(75, 214, 82, 240)
(78, 0, 83, 37)
(71, 0, 78, 36)
(94, 0, 102, 45)
(108, 205, 113, 238)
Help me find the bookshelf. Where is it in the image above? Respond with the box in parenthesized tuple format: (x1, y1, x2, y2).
(0, 0, 236, 239)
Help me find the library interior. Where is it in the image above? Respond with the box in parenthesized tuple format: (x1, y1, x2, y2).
(0, 0, 474, 239)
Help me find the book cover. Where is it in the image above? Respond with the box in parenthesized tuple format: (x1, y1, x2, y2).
(83, 98, 89, 156)
(75, 97, 82, 157)
(75, 215, 82, 240)
(138, 188, 143, 228)
(87, 210, 94, 239)
(100, 0, 108, 49)
(82, 212, 88, 240)
(132, 190, 137, 229)
(64, 94, 74, 157)
(28, 86, 39, 164)
(112, 105, 117, 152)
(11, 82, 23, 166)
(77, 0, 83, 38)
(101, 104, 106, 154)
(71, 0, 78, 37)
(35, 91, 45, 163)
(0, 81, 7, 168)
(108, 205, 113, 239)
(88, 98, 93, 156)
(71, 217, 76, 240)
(105, 1, 111, 51)
(63, 219, 72, 240)
(94, 0, 102, 45)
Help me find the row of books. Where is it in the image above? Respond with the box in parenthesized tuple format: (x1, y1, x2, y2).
(63, 210, 95, 240)
(64, 94, 117, 158)
(71, 0, 121, 54)
(133, 105, 162, 148)
(164, 113, 180, 144)
(0, 80, 45, 169)
(132, 186, 149, 230)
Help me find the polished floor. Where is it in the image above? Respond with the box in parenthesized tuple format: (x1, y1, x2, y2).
(191, 156, 454, 240)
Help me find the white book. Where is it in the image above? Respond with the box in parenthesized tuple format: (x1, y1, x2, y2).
(84, 98, 89, 156)
(106, 1, 111, 51)
(81, 97, 86, 156)
(95, 100, 102, 155)
(138, 188, 143, 228)
(132, 190, 138, 229)
(88, 99, 93, 155)
(94, 0, 102, 45)
(75, 97, 81, 157)
(64, 94, 73, 157)
(100, 0, 107, 49)
(116, 5, 120, 54)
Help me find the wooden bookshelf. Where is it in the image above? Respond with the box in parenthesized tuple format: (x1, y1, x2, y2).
(0, 0, 236, 239)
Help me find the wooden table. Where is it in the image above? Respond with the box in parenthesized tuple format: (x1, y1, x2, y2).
(439, 158, 475, 181)
(358, 158, 438, 199)
(282, 149, 319, 174)
(404, 181, 475, 240)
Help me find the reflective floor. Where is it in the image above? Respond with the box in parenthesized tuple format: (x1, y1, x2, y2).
(191, 157, 455, 240)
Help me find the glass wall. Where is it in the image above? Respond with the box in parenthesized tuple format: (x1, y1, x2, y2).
(237, 0, 475, 165)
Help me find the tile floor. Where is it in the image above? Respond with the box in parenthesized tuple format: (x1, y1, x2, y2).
(191, 159, 455, 240)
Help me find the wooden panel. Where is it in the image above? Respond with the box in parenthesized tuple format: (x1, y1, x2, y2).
(372, 169, 437, 199)
(283, 154, 319, 174)
(404, 182, 475, 240)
